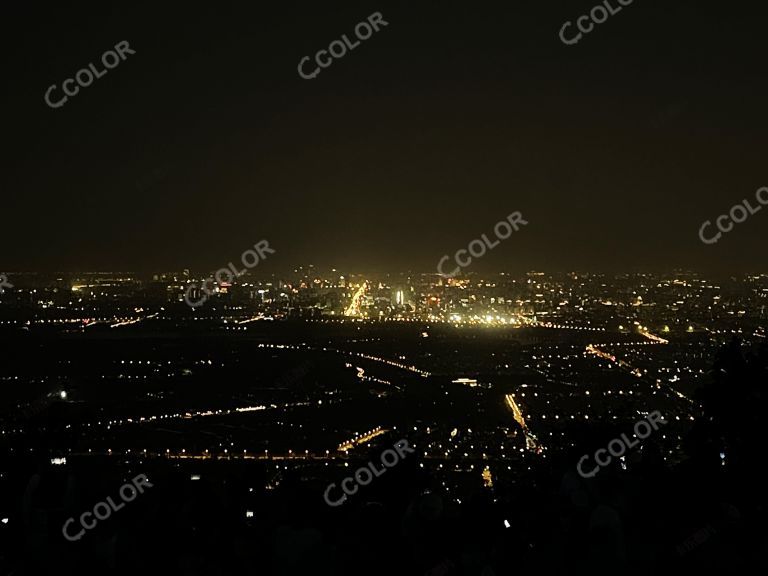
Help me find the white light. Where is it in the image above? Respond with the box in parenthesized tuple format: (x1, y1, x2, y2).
(59, 390, 67, 400)
(246, 510, 254, 518)
(190, 474, 201, 481)
(504, 519, 511, 529)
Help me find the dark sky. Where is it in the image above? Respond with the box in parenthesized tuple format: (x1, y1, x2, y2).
(3, 0, 767, 275)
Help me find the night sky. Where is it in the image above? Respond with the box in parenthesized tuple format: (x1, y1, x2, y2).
(3, 0, 767, 274)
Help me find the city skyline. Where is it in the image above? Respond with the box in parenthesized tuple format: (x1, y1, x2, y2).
(3, 1, 767, 572)
(2, 264, 765, 573)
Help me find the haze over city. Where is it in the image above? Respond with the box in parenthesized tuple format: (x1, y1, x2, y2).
(3, 0, 768, 274)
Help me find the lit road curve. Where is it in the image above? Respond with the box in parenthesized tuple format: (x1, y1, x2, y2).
(504, 393, 543, 453)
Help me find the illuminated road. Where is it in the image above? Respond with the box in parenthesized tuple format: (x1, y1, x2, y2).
(639, 329, 669, 344)
(338, 426, 388, 452)
(585, 334, 694, 404)
(257, 343, 431, 377)
(110, 312, 158, 328)
(504, 394, 543, 453)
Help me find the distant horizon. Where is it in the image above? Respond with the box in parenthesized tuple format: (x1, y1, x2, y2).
(2, 268, 766, 280)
